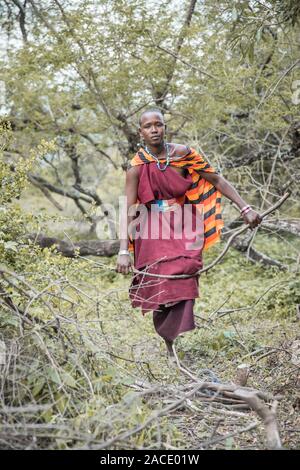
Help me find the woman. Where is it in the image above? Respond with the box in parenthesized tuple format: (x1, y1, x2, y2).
(116, 109, 262, 357)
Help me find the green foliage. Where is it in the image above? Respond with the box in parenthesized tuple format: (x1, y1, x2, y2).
(0, 120, 56, 266)
(0, 124, 182, 449)
(0, 1, 299, 450)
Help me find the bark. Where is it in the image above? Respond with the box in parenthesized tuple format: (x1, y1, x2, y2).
(26, 233, 119, 258)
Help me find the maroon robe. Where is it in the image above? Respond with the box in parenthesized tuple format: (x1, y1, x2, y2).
(129, 161, 204, 341)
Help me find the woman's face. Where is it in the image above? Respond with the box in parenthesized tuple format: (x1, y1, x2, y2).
(139, 112, 165, 147)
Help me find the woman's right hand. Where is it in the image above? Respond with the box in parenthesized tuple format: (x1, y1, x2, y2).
(116, 254, 133, 275)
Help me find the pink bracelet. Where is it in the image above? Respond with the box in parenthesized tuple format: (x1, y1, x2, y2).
(240, 204, 251, 214)
(241, 207, 252, 216)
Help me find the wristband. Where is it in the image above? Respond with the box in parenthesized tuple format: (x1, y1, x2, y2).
(240, 204, 251, 215)
(241, 207, 252, 216)
(118, 250, 130, 256)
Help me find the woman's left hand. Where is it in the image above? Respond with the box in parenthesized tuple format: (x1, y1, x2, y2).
(242, 210, 263, 230)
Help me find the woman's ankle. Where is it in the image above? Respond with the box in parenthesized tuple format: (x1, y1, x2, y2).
(164, 338, 174, 356)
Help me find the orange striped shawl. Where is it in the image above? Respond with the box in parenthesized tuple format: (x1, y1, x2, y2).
(127, 146, 224, 252)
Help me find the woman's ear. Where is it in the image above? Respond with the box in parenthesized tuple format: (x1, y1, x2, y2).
(139, 130, 145, 142)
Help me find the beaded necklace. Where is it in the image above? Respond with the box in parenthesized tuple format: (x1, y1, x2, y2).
(142, 142, 170, 171)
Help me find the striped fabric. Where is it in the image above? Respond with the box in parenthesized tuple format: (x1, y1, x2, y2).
(127, 146, 224, 252)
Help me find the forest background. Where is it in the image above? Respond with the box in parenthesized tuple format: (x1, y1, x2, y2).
(0, 0, 299, 450)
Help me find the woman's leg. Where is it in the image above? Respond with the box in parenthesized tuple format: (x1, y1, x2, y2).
(164, 338, 175, 357)
(152, 304, 174, 356)
(153, 300, 195, 356)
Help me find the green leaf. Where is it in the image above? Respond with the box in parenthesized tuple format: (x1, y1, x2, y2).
(225, 437, 235, 450)
(122, 376, 136, 386)
(256, 27, 262, 42)
(46, 366, 62, 385)
(61, 371, 77, 388)
(32, 378, 45, 397)
(223, 330, 236, 339)
(4, 241, 18, 252)
(41, 407, 53, 423)
(122, 391, 138, 406)
(0, 314, 19, 327)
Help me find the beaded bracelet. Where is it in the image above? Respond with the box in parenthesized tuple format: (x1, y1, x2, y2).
(241, 207, 252, 216)
(240, 204, 251, 215)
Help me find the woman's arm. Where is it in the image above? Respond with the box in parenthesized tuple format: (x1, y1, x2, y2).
(117, 166, 139, 274)
(197, 171, 262, 229)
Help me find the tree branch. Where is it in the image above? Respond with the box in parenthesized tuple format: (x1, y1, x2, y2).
(11, 0, 28, 44)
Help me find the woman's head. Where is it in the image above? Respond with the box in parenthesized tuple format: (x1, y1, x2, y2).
(139, 109, 166, 148)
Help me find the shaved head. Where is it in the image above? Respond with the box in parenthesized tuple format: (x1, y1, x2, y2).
(139, 108, 165, 126)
